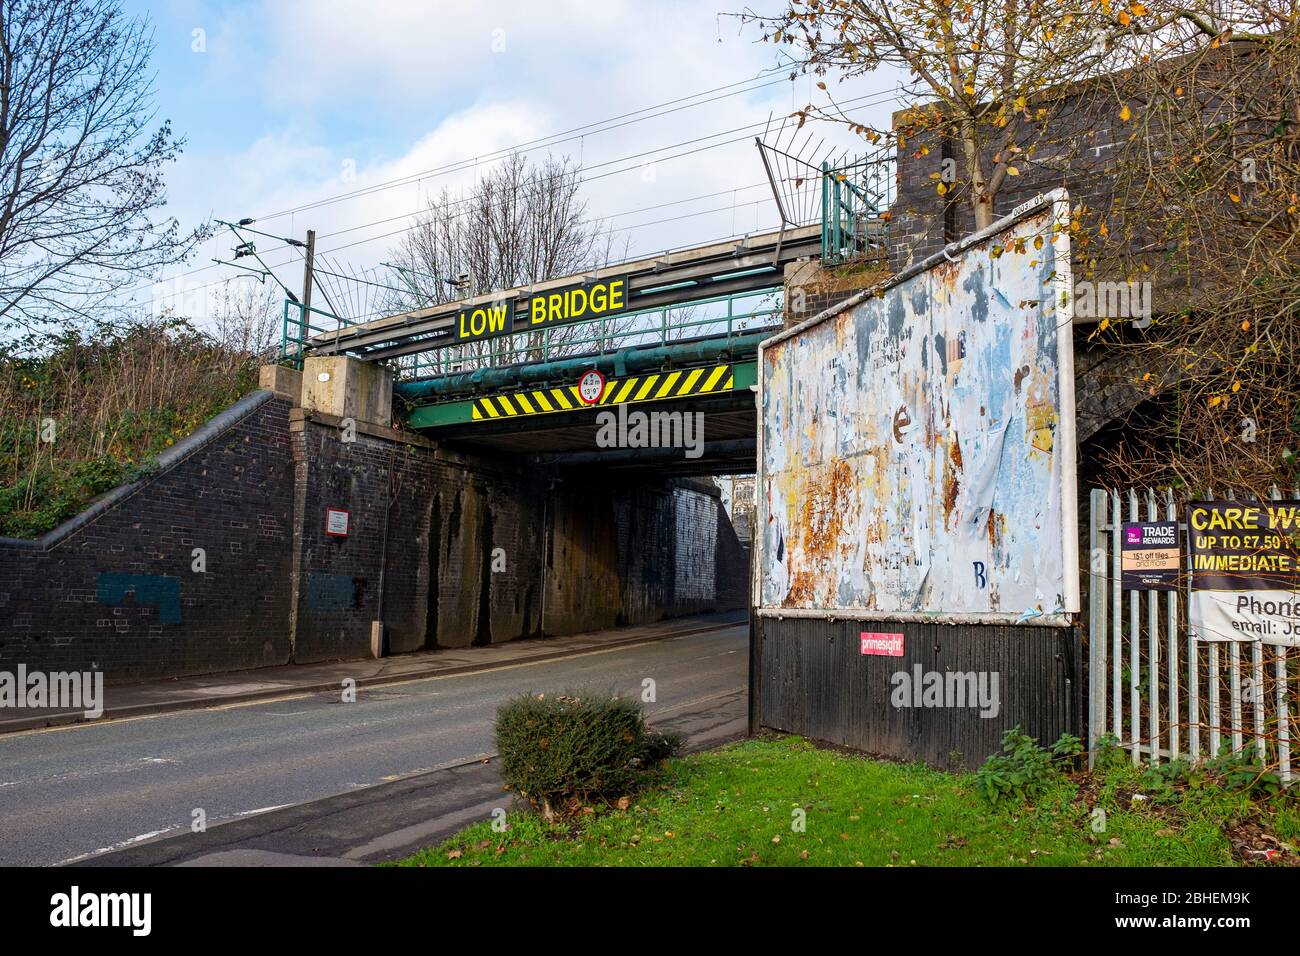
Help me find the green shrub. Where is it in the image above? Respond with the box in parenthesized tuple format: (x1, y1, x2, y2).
(1094, 732, 1129, 771)
(1139, 743, 1282, 799)
(975, 726, 1079, 806)
(494, 691, 681, 818)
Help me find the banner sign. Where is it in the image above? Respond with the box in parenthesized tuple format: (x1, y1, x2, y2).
(860, 632, 905, 657)
(455, 275, 630, 344)
(1186, 500, 1300, 644)
(1121, 520, 1180, 590)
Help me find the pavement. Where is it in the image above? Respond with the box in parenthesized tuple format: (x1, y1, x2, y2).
(0, 610, 746, 735)
(0, 615, 750, 866)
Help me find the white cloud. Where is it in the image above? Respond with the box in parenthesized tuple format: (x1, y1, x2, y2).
(153, 0, 904, 323)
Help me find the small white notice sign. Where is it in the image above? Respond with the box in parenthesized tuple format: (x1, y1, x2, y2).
(325, 508, 350, 537)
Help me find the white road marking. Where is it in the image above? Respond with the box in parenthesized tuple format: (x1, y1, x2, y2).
(57, 826, 183, 865)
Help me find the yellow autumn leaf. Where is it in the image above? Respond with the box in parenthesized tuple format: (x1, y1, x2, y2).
(1209, 395, 1223, 407)
(1006, 166, 1020, 176)
(1120, 104, 1132, 121)
(964, 83, 976, 95)
(937, 182, 948, 195)
(1118, 10, 1131, 25)
(1130, 2, 1148, 15)
(1014, 96, 1027, 110)
(1231, 381, 1242, 393)
(1241, 320, 1251, 331)
(1099, 221, 1110, 237)
(1229, 192, 1241, 202)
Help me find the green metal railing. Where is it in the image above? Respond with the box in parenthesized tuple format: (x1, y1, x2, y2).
(821, 153, 894, 265)
(280, 300, 355, 369)
(396, 286, 783, 381)
(279, 287, 782, 380)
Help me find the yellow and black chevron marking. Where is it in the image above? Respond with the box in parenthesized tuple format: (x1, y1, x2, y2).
(471, 363, 736, 422)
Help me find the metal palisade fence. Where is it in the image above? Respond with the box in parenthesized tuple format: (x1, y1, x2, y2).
(1088, 487, 1300, 782)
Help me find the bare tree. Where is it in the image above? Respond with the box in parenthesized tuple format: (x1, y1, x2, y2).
(206, 279, 281, 362)
(0, 0, 198, 332)
(386, 153, 624, 370)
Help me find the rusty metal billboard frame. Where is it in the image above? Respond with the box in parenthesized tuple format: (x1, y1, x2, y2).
(754, 187, 1079, 627)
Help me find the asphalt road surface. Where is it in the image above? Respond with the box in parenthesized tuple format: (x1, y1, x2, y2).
(0, 624, 747, 867)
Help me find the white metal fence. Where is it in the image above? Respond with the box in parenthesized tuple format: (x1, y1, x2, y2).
(1088, 487, 1297, 781)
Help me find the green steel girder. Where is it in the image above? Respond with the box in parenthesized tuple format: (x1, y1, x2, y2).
(394, 330, 771, 404)
(406, 360, 757, 430)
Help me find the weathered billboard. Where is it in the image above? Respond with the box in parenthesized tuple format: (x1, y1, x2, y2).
(757, 190, 1079, 625)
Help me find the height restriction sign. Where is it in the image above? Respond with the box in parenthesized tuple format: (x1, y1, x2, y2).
(577, 369, 605, 405)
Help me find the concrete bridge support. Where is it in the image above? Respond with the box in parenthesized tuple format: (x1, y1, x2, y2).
(285, 355, 747, 662)
(0, 356, 749, 681)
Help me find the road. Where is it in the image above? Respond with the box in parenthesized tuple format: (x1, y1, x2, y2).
(0, 623, 747, 867)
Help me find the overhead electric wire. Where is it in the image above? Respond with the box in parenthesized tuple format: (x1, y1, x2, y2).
(333, 200, 786, 324)
(136, 85, 901, 310)
(256, 69, 794, 222)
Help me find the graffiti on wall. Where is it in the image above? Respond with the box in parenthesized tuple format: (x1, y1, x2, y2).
(758, 195, 1079, 623)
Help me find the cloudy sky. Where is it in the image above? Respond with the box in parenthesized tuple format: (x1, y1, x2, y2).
(123, 0, 903, 324)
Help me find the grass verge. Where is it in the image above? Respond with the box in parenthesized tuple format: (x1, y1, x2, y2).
(395, 735, 1300, 867)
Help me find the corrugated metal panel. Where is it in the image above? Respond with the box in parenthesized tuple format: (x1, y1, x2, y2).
(757, 190, 1078, 624)
(758, 616, 1080, 770)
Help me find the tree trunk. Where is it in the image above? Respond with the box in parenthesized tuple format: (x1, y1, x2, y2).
(961, 125, 994, 231)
